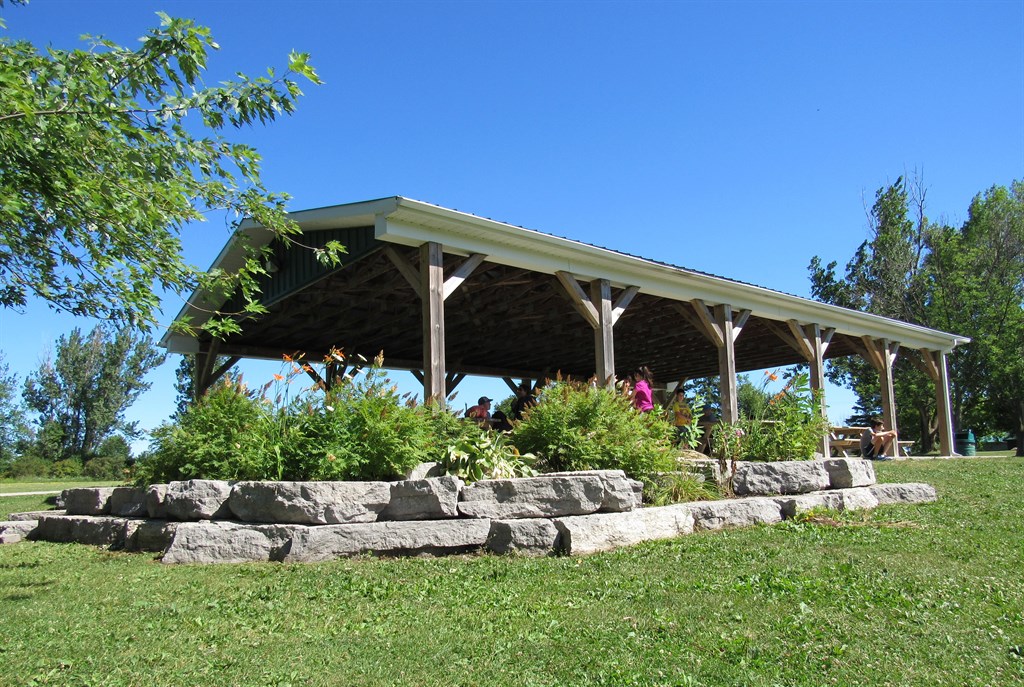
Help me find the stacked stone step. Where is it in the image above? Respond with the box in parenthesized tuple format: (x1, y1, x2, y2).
(0, 460, 937, 563)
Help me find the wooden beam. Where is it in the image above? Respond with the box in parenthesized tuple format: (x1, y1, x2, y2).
(732, 309, 752, 342)
(691, 299, 726, 348)
(421, 242, 447, 404)
(555, 271, 599, 328)
(384, 245, 424, 300)
(410, 370, 424, 384)
(611, 286, 640, 325)
(786, 320, 816, 361)
(208, 356, 241, 389)
(303, 364, 327, 390)
(445, 372, 467, 395)
(672, 302, 710, 338)
(763, 320, 806, 358)
(442, 253, 486, 301)
(930, 350, 955, 456)
(194, 339, 222, 398)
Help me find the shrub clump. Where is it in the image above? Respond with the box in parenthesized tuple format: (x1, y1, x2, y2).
(509, 380, 675, 479)
(136, 364, 436, 485)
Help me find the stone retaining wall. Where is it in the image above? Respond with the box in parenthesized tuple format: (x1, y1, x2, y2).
(0, 459, 937, 564)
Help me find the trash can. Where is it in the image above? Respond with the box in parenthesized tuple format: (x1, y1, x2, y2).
(954, 430, 976, 456)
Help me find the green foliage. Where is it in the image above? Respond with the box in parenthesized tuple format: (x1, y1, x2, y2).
(644, 470, 719, 506)
(82, 454, 128, 481)
(138, 377, 265, 483)
(137, 359, 435, 484)
(22, 324, 164, 462)
(50, 457, 83, 478)
(810, 177, 1024, 454)
(0, 13, 327, 329)
(0, 352, 28, 466)
(441, 430, 537, 484)
(4, 454, 49, 478)
(738, 371, 831, 461)
(510, 380, 675, 480)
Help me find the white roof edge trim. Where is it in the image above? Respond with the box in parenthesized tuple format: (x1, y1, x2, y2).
(161, 195, 970, 355)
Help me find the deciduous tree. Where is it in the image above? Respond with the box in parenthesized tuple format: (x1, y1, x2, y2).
(23, 324, 165, 461)
(0, 11, 335, 334)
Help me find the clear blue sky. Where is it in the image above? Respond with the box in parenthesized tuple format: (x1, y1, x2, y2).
(1, 0, 1022, 446)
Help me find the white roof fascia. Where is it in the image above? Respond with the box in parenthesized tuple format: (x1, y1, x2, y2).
(162, 195, 969, 355)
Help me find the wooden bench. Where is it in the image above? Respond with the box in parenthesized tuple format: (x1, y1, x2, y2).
(897, 440, 914, 457)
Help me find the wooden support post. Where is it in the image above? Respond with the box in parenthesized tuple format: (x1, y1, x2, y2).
(860, 337, 900, 436)
(591, 278, 616, 387)
(421, 242, 446, 404)
(682, 300, 744, 424)
(911, 350, 955, 456)
(714, 304, 739, 424)
(208, 356, 241, 390)
(782, 320, 834, 455)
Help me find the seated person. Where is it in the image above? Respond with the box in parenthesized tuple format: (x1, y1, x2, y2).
(511, 383, 537, 421)
(466, 396, 493, 427)
(860, 418, 897, 460)
(490, 410, 513, 432)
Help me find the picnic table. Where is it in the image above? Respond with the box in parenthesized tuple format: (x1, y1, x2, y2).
(830, 426, 867, 457)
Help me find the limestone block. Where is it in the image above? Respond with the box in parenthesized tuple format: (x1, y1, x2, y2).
(553, 504, 695, 556)
(460, 475, 612, 519)
(110, 487, 148, 517)
(8, 510, 64, 521)
(822, 459, 876, 489)
(487, 519, 560, 556)
(773, 487, 880, 518)
(33, 514, 128, 547)
(161, 521, 300, 564)
(63, 487, 115, 515)
(145, 484, 170, 518)
(868, 482, 938, 505)
(686, 497, 784, 531)
(381, 476, 462, 521)
(540, 470, 642, 511)
(228, 480, 391, 524)
(124, 520, 179, 553)
(0, 520, 38, 544)
(732, 461, 830, 496)
(284, 519, 491, 562)
(164, 480, 233, 521)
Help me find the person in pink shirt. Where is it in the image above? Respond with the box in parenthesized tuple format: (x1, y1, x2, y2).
(631, 365, 654, 413)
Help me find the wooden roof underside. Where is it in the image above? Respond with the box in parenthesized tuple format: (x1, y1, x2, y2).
(211, 242, 865, 383)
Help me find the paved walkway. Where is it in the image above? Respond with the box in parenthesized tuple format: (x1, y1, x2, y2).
(0, 490, 61, 497)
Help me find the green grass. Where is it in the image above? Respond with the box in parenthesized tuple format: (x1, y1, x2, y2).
(0, 458, 1021, 686)
(0, 478, 122, 494)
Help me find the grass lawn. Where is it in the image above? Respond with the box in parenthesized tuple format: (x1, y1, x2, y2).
(0, 458, 1021, 686)
(0, 478, 123, 495)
